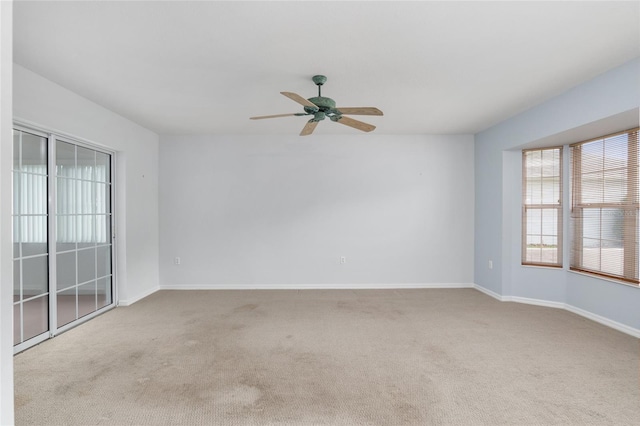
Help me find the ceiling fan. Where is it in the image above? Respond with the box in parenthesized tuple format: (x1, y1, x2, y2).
(250, 75, 383, 136)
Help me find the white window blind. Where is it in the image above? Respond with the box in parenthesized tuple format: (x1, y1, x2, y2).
(570, 128, 639, 284)
(522, 147, 563, 266)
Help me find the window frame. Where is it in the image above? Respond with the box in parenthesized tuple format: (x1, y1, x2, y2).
(521, 146, 564, 268)
(569, 128, 639, 285)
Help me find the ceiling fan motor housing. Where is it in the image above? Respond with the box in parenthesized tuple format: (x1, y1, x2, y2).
(304, 96, 336, 115)
(304, 75, 339, 118)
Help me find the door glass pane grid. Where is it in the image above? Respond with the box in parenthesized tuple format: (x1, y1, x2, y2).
(57, 287, 77, 328)
(55, 140, 113, 329)
(12, 129, 50, 346)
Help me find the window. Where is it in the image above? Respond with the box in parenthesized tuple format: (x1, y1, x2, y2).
(522, 147, 563, 267)
(570, 128, 639, 284)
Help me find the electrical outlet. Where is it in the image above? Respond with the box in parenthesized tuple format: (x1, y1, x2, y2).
(340, 256, 346, 264)
(174, 257, 181, 265)
(488, 260, 493, 269)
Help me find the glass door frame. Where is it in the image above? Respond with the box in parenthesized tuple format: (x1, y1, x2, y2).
(13, 122, 118, 354)
(12, 125, 51, 352)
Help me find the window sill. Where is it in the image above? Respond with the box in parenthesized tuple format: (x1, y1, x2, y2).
(519, 264, 640, 289)
(568, 269, 640, 289)
(521, 264, 563, 271)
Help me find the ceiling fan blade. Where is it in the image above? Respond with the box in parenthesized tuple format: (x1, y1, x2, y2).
(300, 120, 319, 136)
(336, 116, 376, 132)
(337, 107, 383, 116)
(281, 92, 318, 109)
(250, 113, 299, 120)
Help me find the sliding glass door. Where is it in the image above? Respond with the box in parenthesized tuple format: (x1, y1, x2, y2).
(13, 126, 115, 352)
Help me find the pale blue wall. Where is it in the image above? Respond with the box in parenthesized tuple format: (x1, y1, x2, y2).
(475, 58, 640, 330)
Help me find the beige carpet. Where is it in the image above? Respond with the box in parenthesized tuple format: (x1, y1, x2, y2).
(13, 289, 640, 425)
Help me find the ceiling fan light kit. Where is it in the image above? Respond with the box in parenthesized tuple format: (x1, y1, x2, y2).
(250, 75, 383, 136)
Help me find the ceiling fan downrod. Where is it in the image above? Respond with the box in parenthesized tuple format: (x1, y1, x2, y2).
(312, 75, 327, 97)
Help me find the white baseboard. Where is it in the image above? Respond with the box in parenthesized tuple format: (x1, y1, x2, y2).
(472, 284, 503, 300)
(118, 286, 159, 306)
(118, 282, 638, 337)
(117, 282, 638, 337)
(473, 284, 640, 338)
(159, 283, 474, 291)
(564, 304, 640, 338)
(506, 296, 566, 309)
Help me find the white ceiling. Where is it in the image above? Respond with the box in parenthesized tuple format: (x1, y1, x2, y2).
(13, 1, 640, 136)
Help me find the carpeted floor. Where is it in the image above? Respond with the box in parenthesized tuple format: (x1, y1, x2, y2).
(13, 289, 640, 425)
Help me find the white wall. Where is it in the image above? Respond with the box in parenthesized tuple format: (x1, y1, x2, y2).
(13, 64, 160, 305)
(475, 58, 640, 334)
(0, 1, 14, 423)
(160, 134, 474, 288)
